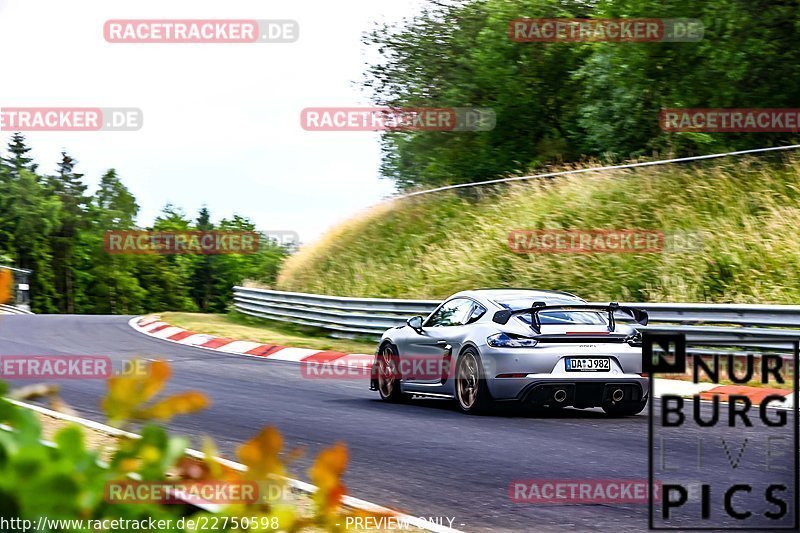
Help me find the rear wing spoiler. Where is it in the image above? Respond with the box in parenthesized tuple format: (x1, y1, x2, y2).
(491, 302, 648, 334)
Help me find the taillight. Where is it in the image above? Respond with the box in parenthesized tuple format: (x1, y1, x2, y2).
(487, 332, 538, 348)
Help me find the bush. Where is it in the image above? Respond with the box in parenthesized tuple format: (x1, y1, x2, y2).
(0, 361, 373, 532)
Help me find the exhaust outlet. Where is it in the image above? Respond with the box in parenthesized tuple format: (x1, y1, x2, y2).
(611, 388, 625, 402)
(553, 389, 567, 403)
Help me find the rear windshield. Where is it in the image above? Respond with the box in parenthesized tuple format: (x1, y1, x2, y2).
(495, 298, 608, 326)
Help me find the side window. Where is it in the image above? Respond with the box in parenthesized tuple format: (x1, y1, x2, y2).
(425, 298, 475, 327)
(466, 303, 487, 324)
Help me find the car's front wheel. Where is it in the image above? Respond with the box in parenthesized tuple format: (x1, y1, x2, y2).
(602, 399, 647, 417)
(376, 343, 407, 403)
(455, 348, 492, 415)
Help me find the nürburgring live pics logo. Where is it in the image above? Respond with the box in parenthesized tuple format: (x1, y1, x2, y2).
(645, 333, 798, 529)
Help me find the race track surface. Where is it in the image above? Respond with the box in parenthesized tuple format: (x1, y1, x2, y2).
(0, 315, 795, 532)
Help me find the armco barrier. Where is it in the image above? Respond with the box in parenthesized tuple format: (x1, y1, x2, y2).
(0, 304, 33, 315)
(233, 287, 800, 353)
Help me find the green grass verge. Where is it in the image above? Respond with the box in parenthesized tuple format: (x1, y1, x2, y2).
(276, 154, 800, 303)
(159, 311, 378, 355)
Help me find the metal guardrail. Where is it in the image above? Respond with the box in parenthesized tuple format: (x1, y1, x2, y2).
(233, 287, 800, 353)
(0, 304, 33, 315)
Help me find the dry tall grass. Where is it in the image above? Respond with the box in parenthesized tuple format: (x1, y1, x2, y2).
(277, 156, 800, 302)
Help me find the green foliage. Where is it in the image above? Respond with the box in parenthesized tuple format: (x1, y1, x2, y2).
(278, 154, 800, 303)
(0, 363, 366, 531)
(0, 134, 290, 314)
(363, 0, 800, 189)
(3, 132, 38, 175)
(48, 151, 89, 313)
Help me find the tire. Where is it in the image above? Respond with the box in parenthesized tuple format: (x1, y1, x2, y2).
(376, 343, 407, 403)
(454, 348, 492, 415)
(603, 400, 647, 417)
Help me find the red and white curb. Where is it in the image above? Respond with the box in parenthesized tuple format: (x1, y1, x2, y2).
(654, 378, 794, 409)
(9, 399, 463, 533)
(131, 315, 795, 408)
(130, 315, 375, 372)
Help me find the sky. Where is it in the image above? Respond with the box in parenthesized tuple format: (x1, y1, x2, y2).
(0, 0, 428, 243)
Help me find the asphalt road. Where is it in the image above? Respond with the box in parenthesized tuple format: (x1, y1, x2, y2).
(0, 315, 796, 532)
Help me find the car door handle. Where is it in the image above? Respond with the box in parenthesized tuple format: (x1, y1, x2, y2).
(435, 340, 448, 347)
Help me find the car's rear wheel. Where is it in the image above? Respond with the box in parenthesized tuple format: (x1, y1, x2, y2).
(455, 348, 492, 415)
(602, 399, 647, 417)
(377, 343, 407, 402)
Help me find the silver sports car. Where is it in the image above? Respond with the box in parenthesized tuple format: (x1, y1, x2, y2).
(370, 289, 649, 415)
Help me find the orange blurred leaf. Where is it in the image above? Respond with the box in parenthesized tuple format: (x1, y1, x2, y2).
(134, 391, 209, 421)
(309, 442, 348, 516)
(141, 360, 170, 402)
(102, 360, 207, 426)
(236, 427, 285, 480)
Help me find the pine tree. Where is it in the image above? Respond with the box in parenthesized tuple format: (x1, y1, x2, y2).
(4, 133, 38, 176)
(190, 206, 215, 312)
(48, 151, 88, 313)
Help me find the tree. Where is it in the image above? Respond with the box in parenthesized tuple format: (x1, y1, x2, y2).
(0, 135, 284, 315)
(577, 0, 800, 157)
(3, 132, 38, 176)
(0, 164, 13, 256)
(189, 206, 216, 312)
(73, 169, 145, 314)
(95, 169, 138, 227)
(362, 0, 592, 189)
(4, 170, 61, 312)
(47, 152, 89, 312)
(137, 204, 197, 312)
(211, 215, 289, 312)
(362, 0, 800, 189)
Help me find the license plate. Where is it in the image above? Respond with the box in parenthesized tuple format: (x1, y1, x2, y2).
(565, 357, 610, 372)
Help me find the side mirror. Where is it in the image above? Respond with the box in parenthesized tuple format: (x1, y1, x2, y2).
(407, 315, 424, 333)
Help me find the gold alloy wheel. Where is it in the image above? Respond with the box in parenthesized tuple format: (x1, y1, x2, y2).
(377, 344, 398, 399)
(456, 351, 480, 410)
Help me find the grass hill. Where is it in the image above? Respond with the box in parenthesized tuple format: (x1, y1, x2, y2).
(276, 155, 800, 303)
